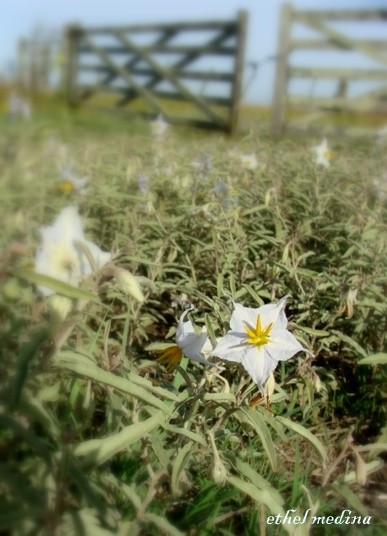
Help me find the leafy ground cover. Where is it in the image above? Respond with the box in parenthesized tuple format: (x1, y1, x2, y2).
(0, 102, 386, 535)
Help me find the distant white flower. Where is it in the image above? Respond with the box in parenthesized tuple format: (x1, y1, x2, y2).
(372, 178, 387, 201)
(377, 124, 387, 145)
(157, 309, 215, 371)
(58, 166, 88, 195)
(240, 152, 258, 171)
(211, 297, 310, 391)
(314, 138, 332, 168)
(8, 92, 31, 120)
(151, 114, 169, 138)
(35, 206, 111, 296)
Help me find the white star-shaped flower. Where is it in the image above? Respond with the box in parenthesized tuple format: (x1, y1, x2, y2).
(211, 297, 310, 391)
(314, 138, 332, 168)
(157, 310, 215, 371)
(151, 114, 169, 138)
(35, 206, 111, 296)
(240, 152, 258, 171)
(58, 166, 88, 195)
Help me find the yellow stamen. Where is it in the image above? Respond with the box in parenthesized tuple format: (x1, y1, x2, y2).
(244, 314, 272, 347)
(323, 150, 332, 160)
(59, 180, 74, 194)
(157, 345, 183, 372)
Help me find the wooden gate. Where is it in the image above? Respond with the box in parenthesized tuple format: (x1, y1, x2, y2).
(271, 5, 387, 136)
(65, 12, 247, 135)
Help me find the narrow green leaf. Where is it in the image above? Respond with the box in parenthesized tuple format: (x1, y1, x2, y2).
(358, 353, 387, 365)
(73, 412, 163, 467)
(145, 513, 184, 536)
(334, 459, 383, 486)
(14, 268, 98, 301)
(162, 423, 206, 447)
(329, 484, 369, 517)
(54, 353, 174, 414)
(171, 441, 195, 496)
(227, 475, 284, 517)
(12, 328, 48, 408)
(276, 416, 327, 463)
(234, 459, 284, 511)
(237, 408, 278, 471)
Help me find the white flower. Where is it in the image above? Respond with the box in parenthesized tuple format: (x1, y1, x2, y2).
(377, 124, 387, 141)
(157, 310, 215, 371)
(58, 166, 88, 195)
(211, 297, 310, 391)
(8, 92, 31, 120)
(34, 206, 111, 296)
(240, 152, 258, 171)
(151, 114, 169, 138)
(314, 138, 332, 168)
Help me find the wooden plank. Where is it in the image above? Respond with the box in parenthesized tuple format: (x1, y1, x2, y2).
(117, 27, 234, 107)
(78, 44, 236, 56)
(78, 64, 234, 82)
(271, 3, 292, 136)
(114, 29, 225, 125)
(78, 84, 231, 106)
(229, 10, 247, 136)
(297, 16, 387, 67)
(290, 38, 387, 51)
(288, 95, 387, 113)
(289, 66, 387, 81)
(82, 20, 237, 34)
(80, 29, 176, 101)
(80, 34, 167, 116)
(292, 9, 387, 22)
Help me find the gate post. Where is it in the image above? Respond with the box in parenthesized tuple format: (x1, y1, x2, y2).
(229, 10, 247, 136)
(65, 25, 82, 106)
(271, 3, 292, 136)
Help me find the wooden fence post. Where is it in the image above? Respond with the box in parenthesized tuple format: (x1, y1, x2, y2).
(271, 3, 292, 136)
(229, 10, 247, 136)
(65, 25, 82, 106)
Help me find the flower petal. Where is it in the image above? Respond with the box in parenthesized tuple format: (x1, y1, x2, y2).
(240, 346, 278, 390)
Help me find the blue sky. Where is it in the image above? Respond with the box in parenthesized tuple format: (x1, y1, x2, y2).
(2, 0, 387, 104)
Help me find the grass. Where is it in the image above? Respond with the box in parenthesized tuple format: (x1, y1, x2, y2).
(0, 98, 386, 536)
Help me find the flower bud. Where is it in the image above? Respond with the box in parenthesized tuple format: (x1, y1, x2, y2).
(114, 267, 145, 303)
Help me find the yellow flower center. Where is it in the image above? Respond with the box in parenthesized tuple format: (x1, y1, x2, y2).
(59, 180, 74, 194)
(323, 149, 332, 160)
(244, 315, 273, 347)
(157, 345, 183, 372)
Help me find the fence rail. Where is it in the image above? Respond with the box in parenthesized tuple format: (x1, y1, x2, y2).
(271, 4, 387, 136)
(65, 12, 247, 135)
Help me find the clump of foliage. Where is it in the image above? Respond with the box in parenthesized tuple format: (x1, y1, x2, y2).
(0, 104, 386, 535)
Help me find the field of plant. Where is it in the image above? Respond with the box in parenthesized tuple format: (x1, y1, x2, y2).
(1, 101, 386, 535)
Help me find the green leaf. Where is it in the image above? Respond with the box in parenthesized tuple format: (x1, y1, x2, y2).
(358, 353, 387, 365)
(54, 352, 175, 414)
(171, 441, 195, 496)
(14, 268, 98, 301)
(329, 484, 369, 517)
(234, 459, 284, 512)
(12, 328, 48, 408)
(334, 459, 383, 486)
(276, 416, 327, 463)
(145, 513, 184, 536)
(237, 408, 278, 471)
(73, 412, 163, 467)
(227, 475, 284, 516)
